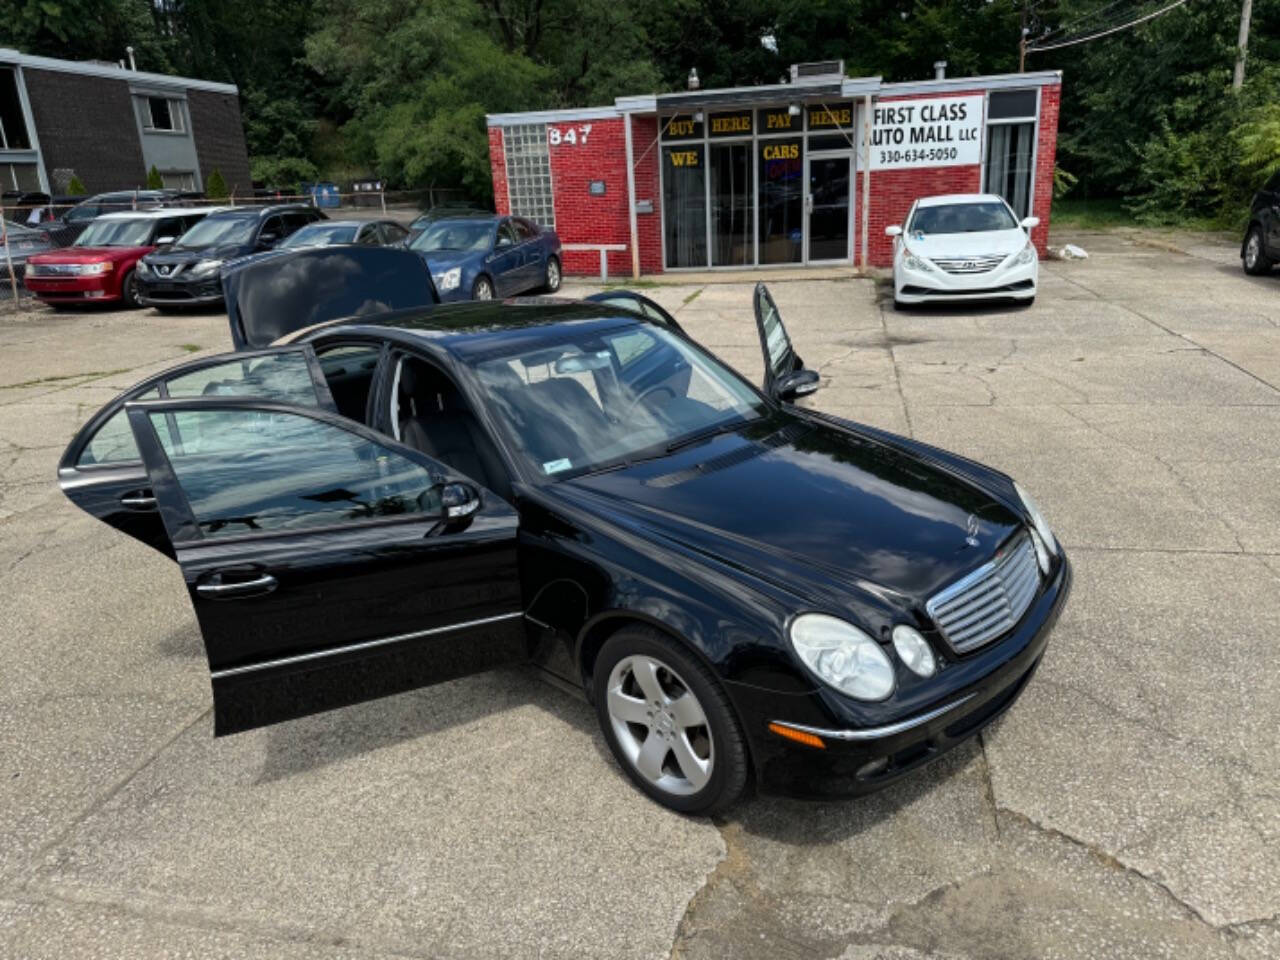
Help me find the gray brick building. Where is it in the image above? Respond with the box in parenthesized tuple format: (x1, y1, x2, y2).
(0, 48, 251, 197)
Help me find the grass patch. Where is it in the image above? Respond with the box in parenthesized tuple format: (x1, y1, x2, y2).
(1051, 197, 1136, 230)
(176, 343, 202, 353)
(682, 288, 702, 306)
(0, 368, 129, 390)
(601, 278, 660, 289)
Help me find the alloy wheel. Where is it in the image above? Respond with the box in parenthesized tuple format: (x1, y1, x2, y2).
(606, 654, 713, 796)
(474, 278, 493, 300)
(1246, 233, 1260, 270)
(546, 258, 560, 291)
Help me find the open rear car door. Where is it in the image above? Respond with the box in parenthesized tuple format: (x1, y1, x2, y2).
(119, 397, 524, 735)
(57, 346, 341, 558)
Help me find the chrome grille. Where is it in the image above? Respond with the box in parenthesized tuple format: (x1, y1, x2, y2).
(926, 532, 1040, 653)
(932, 255, 1006, 275)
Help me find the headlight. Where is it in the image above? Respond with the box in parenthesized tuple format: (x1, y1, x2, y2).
(188, 259, 223, 278)
(1015, 242, 1037, 265)
(136, 260, 152, 276)
(434, 267, 462, 292)
(1014, 481, 1058, 570)
(789, 614, 895, 701)
(891, 625, 937, 678)
(903, 251, 934, 273)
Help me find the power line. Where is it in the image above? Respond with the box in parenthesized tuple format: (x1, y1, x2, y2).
(1027, 0, 1194, 52)
(1033, 0, 1137, 45)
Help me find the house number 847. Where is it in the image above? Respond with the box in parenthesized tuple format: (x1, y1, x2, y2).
(549, 124, 592, 146)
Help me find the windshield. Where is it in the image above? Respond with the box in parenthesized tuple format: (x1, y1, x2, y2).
(175, 215, 256, 249)
(471, 323, 766, 479)
(280, 223, 359, 248)
(907, 201, 1018, 235)
(74, 218, 154, 247)
(410, 220, 494, 254)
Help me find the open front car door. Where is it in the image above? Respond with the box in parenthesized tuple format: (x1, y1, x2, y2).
(122, 397, 524, 735)
(752, 282, 820, 402)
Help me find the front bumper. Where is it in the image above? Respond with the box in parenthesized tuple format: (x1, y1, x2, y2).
(729, 554, 1071, 799)
(23, 274, 119, 302)
(137, 275, 224, 306)
(895, 256, 1037, 303)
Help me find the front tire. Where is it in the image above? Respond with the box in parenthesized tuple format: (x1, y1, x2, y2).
(472, 275, 494, 300)
(119, 269, 140, 308)
(543, 255, 562, 293)
(593, 626, 748, 815)
(1244, 226, 1272, 276)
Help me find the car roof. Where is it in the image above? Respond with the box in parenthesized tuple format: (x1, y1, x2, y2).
(95, 206, 232, 222)
(315, 300, 649, 361)
(202, 204, 315, 220)
(295, 219, 363, 228)
(916, 193, 1008, 208)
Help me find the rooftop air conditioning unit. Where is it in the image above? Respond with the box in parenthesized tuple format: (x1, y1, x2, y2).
(790, 60, 845, 82)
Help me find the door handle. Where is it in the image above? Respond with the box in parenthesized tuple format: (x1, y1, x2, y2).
(196, 574, 278, 599)
(120, 491, 157, 509)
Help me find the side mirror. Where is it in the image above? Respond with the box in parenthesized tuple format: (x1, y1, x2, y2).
(884, 225, 903, 238)
(1021, 216, 1040, 230)
(495, 236, 513, 248)
(257, 233, 280, 249)
(440, 482, 480, 523)
(774, 368, 821, 403)
(155, 235, 176, 245)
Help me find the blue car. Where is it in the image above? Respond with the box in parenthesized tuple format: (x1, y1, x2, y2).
(408, 213, 563, 302)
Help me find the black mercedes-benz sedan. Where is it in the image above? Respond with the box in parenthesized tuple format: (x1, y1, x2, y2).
(56, 275, 1070, 814)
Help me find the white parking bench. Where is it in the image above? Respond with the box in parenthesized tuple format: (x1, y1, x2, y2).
(562, 243, 627, 282)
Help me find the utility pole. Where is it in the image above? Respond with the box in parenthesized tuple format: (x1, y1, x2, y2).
(1233, 0, 1253, 91)
(1019, 0, 1029, 72)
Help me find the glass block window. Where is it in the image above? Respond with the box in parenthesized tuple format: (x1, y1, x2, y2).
(503, 124, 555, 228)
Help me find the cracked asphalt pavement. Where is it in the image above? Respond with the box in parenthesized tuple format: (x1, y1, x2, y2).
(2, 229, 1278, 958)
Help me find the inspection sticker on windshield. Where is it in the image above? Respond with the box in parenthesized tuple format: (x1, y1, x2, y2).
(543, 458, 572, 474)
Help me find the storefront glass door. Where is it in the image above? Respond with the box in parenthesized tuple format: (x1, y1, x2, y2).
(710, 142, 752, 267)
(806, 154, 852, 263)
(757, 137, 803, 265)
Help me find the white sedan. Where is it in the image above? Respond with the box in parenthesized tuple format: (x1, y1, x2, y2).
(886, 194, 1040, 308)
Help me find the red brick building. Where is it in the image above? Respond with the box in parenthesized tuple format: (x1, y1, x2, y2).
(487, 65, 1061, 277)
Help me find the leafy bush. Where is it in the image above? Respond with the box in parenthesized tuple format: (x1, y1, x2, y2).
(66, 175, 87, 196)
(204, 169, 228, 200)
(146, 165, 163, 190)
(249, 156, 319, 194)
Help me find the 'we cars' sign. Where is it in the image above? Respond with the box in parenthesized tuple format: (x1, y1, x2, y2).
(870, 95, 983, 170)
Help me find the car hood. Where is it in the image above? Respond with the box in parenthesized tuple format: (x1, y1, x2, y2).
(557, 416, 1023, 615)
(146, 243, 246, 265)
(29, 246, 147, 263)
(902, 228, 1027, 259)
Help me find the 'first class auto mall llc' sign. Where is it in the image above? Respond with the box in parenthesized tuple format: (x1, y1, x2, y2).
(870, 95, 982, 170)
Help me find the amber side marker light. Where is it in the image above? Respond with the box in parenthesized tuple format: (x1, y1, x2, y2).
(768, 722, 826, 749)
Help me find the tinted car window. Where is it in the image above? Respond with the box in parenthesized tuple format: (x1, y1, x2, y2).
(78, 388, 160, 464)
(153, 217, 187, 243)
(496, 222, 518, 248)
(148, 409, 440, 538)
(75, 352, 325, 467)
(178, 215, 256, 248)
(411, 219, 494, 253)
(513, 219, 536, 242)
(282, 211, 316, 235)
(380, 222, 409, 245)
(65, 204, 100, 223)
(259, 215, 285, 242)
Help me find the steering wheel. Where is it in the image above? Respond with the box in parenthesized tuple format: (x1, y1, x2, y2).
(625, 383, 677, 418)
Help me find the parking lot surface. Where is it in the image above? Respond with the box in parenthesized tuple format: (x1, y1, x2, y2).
(2, 230, 1278, 959)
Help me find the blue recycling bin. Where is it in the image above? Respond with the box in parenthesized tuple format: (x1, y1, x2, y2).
(306, 182, 340, 209)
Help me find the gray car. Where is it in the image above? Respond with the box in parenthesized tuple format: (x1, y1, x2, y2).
(1, 221, 56, 281)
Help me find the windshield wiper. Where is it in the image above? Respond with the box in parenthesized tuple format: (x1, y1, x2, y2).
(665, 418, 746, 454)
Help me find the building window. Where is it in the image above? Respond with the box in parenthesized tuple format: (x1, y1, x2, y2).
(984, 90, 1037, 217)
(161, 170, 196, 191)
(662, 145, 707, 268)
(141, 96, 184, 133)
(0, 68, 32, 150)
(503, 124, 555, 228)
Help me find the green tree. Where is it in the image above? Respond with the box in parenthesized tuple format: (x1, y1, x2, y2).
(146, 165, 164, 189)
(67, 175, 87, 196)
(205, 169, 229, 200)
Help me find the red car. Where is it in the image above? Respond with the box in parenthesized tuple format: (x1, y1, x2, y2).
(23, 207, 222, 308)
